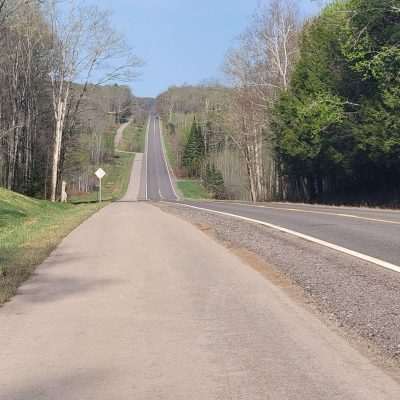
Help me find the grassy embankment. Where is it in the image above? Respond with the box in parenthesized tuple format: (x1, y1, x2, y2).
(69, 152, 134, 203)
(176, 180, 211, 200)
(119, 122, 146, 154)
(0, 189, 100, 304)
(70, 122, 145, 204)
(162, 116, 210, 200)
(0, 123, 143, 304)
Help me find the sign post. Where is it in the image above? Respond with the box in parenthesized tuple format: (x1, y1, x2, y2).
(95, 168, 106, 203)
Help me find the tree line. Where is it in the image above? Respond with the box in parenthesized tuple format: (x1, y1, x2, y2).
(275, 0, 400, 204)
(157, 0, 400, 206)
(0, 0, 139, 200)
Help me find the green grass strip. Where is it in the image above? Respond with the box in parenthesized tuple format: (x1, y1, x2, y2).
(177, 180, 211, 200)
(0, 188, 101, 304)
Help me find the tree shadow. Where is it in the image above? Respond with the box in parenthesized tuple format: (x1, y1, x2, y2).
(69, 199, 103, 205)
(9, 252, 122, 304)
(16, 274, 121, 304)
(0, 368, 115, 400)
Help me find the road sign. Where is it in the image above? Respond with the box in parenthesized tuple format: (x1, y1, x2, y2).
(95, 168, 106, 180)
(95, 168, 106, 202)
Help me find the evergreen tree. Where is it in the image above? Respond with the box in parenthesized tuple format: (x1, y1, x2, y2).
(203, 163, 226, 199)
(273, 0, 400, 204)
(182, 117, 205, 177)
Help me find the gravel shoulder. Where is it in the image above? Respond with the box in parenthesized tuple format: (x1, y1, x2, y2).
(159, 203, 400, 370)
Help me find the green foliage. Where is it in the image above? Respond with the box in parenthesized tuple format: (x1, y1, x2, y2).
(276, 91, 345, 162)
(343, 0, 400, 179)
(203, 163, 226, 199)
(167, 122, 176, 135)
(120, 124, 146, 153)
(274, 0, 400, 203)
(0, 187, 99, 304)
(69, 153, 134, 203)
(177, 180, 211, 200)
(182, 118, 205, 177)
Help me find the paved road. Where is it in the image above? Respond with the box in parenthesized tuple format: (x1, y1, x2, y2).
(2, 119, 400, 398)
(181, 200, 400, 268)
(122, 153, 143, 202)
(143, 113, 400, 269)
(142, 115, 177, 201)
(1, 179, 400, 399)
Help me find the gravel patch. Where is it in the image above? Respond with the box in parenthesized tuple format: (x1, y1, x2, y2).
(159, 203, 400, 364)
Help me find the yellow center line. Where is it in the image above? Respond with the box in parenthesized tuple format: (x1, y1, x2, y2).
(233, 203, 400, 225)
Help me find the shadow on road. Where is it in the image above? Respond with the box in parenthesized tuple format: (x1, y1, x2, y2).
(1, 368, 114, 400)
(14, 253, 123, 304)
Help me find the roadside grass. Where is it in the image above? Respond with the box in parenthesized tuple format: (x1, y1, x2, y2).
(0, 123, 138, 304)
(69, 152, 135, 204)
(162, 118, 211, 200)
(70, 122, 138, 204)
(119, 123, 145, 153)
(0, 188, 101, 304)
(177, 180, 211, 200)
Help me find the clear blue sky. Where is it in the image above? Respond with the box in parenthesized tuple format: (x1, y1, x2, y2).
(89, 0, 322, 98)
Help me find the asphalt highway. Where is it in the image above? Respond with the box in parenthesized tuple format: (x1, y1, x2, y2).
(143, 115, 177, 201)
(181, 200, 400, 268)
(2, 117, 400, 399)
(145, 114, 400, 270)
(3, 202, 400, 399)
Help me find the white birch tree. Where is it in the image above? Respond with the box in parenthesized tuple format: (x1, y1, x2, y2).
(224, 0, 299, 201)
(44, 0, 140, 201)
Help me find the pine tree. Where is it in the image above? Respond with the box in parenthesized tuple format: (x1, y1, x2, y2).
(203, 163, 226, 199)
(182, 117, 205, 177)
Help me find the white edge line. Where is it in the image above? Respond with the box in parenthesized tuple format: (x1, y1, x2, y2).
(271, 201, 400, 214)
(230, 202, 400, 225)
(158, 117, 179, 200)
(166, 202, 400, 275)
(187, 198, 400, 215)
(145, 116, 150, 201)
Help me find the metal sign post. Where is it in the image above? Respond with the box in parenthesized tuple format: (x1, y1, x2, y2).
(95, 168, 106, 203)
